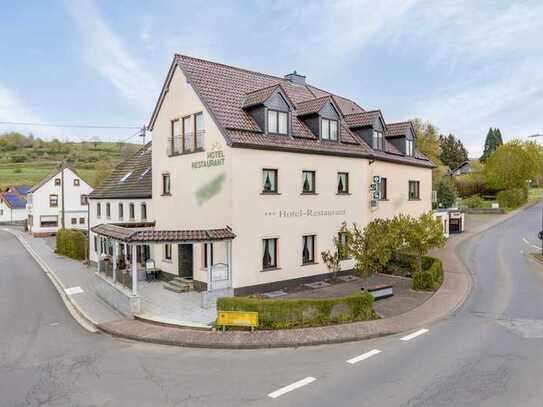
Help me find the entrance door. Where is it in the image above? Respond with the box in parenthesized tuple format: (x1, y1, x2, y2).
(178, 244, 193, 278)
(449, 217, 461, 233)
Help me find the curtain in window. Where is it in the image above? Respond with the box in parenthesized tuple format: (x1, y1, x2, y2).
(268, 110, 278, 133)
(322, 119, 329, 139)
(302, 171, 314, 193)
(303, 236, 314, 263)
(263, 170, 276, 192)
(183, 117, 193, 151)
(337, 173, 348, 193)
(263, 239, 276, 268)
(278, 112, 288, 134)
(330, 120, 338, 140)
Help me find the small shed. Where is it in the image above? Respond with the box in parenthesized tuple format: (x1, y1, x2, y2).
(433, 209, 465, 238)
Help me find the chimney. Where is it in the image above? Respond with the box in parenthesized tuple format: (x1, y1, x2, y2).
(284, 70, 306, 85)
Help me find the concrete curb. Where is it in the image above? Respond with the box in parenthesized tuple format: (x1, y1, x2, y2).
(4, 229, 99, 333)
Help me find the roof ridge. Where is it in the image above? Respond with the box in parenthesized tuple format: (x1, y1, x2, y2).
(344, 109, 382, 116)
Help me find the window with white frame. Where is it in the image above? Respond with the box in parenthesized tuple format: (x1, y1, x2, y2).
(408, 180, 420, 200)
(302, 170, 316, 194)
(379, 177, 388, 200)
(373, 130, 384, 150)
(337, 172, 349, 194)
(302, 235, 315, 264)
(406, 139, 414, 156)
(164, 244, 172, 261)
(195, 112, 204, 150)
(268, 110, 288, 135)
(183, 116, 193, 152)
(321, 118, 338, 141)
(262, 169, 278, 193)
(262, 238, 278, 270)
(162, 174, 171, 195)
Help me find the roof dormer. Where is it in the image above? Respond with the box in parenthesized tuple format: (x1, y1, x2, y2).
(243, 84, 294, 136)
(296, 96, 341, 141)
(344, 110, 387, 151)
(386, 121, 416, 156)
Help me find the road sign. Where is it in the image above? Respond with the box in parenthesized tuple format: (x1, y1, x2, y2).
(370, 183, 377, 191)
(373, 175, 381, 183)
(217, 311, 258, 328)
(372, 191, 380, 200)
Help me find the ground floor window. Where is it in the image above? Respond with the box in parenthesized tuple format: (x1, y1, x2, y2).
(380, 177, 388, 200)
(164, 244, 172, 261)
(79, 217, 85, 224)
(203, 242, 214, 268)
(71, 217, 77, 225)
(302, 235, 316, 264)
(262, 238, 278, 270)
(40, 215, 58, 227)
(408, 180, 420, 200)
(93, 236, 98, 253)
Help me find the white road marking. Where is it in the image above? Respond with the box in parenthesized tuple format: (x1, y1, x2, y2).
(400, 328, 429, 341)
(65, 286, 84, 295)
(522, 237, 541, 250)
(346, 349, 381, 364)
(268, 377, 316, 399)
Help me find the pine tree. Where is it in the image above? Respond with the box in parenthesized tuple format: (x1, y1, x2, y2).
(480, 127, 498, 163)
(439, 133, 468, 169)
(494, 128, 503, 147)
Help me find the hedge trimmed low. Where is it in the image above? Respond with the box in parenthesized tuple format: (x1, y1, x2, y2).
(216, 292, 378, 330)
(412, 256, 443, 291)
(56, 229, 87, 261)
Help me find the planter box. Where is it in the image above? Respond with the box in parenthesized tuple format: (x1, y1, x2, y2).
(362, 284, 393, 300)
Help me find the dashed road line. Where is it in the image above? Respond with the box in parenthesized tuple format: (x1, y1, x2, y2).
(400, 328, 429, 341)
(268, 377, 316, 399)
(346, 349, 381, 364)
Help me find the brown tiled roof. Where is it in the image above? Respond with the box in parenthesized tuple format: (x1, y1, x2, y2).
(89, 142, 152, 199)
(344, 110, 384, 129)
(154, 54, 432, 168)
(92, 224, 235, 242)
(295, 96, 332, 116)
(386, 121, 413, 137)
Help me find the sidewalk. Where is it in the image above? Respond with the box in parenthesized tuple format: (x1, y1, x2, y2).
(4, 227, 123, 329)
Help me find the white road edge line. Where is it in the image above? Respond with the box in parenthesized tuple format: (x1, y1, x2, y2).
(268, 377, 316, 399)
(400, 328, 429, 341)
(522, 237, 542, 250)
(346, 349, 381, 364)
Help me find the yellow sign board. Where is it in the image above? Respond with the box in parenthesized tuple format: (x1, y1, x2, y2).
(217, 311, 258, 328)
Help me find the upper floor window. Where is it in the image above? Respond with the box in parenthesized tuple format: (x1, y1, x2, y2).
(129, 203, 135, 219)
(302, 235, 316, 264)
(54, 178, 61, 186)
(373, 130, 384, 150)
(195, 112, 204, 150)
(49, 194, 58, 207)
(141, 203, 147, 220)
(337, 172, 349, 194)
(262, 169, 278, 193)
(321, 118, 338, 141)
(262, 238, 278, 270)
(118, 203, 124, 219)
(80, 195, 88, 206)
(71, 217, 77, 225)
(268, 110, 288, 135)
(73, 179, 80, 186)
(79, 217, 85, 224)
(97, 202, 101, 217)
(406, 139, 414, 156)
(408, 180, 420, 200)
(379, 177, 388, 200)
(183, 116, 193, 152)
(302, 171, 316, 194)
(162, 174, 171, 195)
(164, 244, 172, 261)
(106, 203, 111, 218)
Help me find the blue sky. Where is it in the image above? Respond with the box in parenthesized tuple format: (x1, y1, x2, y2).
(1, 0, 542, 156)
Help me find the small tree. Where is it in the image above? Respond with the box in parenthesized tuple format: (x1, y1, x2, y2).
(349, 218, 398, 291)
(321, 223, 350, 281)
(393, 212, 445, 273)
(435, 177, 457, 208)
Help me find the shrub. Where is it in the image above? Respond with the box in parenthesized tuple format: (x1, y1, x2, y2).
(412, 256, 443, 290)
(413, 271, 434, 290)
(216, 292, 378, 330)
(496, 188, 528, 209)
(462, 194, 484, 208)
(56, 229, 87, 260)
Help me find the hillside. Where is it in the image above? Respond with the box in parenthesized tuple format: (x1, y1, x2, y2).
(0, 132, 140, 190)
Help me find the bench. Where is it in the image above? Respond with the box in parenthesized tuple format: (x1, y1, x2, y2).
(362, 284, 393, 300)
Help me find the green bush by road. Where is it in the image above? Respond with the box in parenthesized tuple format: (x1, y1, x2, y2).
(56, 229, 87, 261)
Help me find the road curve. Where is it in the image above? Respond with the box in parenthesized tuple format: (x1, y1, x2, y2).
(2, 204, 543, 406)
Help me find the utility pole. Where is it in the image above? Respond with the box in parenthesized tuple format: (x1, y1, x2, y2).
(139, 125, 147, 145)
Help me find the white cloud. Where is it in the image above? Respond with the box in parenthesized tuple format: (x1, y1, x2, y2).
(65, 0, 159, 111)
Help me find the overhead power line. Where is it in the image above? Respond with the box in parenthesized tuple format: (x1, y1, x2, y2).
(0, 120, 140, 130)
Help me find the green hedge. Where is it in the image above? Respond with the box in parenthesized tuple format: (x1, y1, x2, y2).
(56, 229, 87, 261)
(496, 187, 527, 209)
(412, 256, 443, 291)
(216, 292, 378, 330)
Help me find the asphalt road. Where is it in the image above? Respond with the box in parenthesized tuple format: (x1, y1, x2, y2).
(1, 203, 543, 406)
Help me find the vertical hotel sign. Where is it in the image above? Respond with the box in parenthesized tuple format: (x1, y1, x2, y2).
(370, 175, 381, 209)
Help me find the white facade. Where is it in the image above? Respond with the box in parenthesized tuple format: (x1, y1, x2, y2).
(0, 201, 26, 223)
(26, 167, 93, 235)
(149, 65, 432, 293)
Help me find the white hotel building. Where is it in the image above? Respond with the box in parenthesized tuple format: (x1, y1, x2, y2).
(90, 55, 433, 312)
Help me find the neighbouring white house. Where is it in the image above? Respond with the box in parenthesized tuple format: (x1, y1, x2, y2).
(0, 185, 30, 224)
(26, 166, 93, 236)
(90, 54, 434, 316)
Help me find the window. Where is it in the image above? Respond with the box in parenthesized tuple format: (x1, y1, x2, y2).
(171, 119, 181, 155)
(321, 118, 338, 141)
(338, 232, 349, 259)
(71, 217, 77, 225)
(183, 116, 193, 152)
(203, 243, 214, 268)
(337, 172, 349, 194)
(141, 203, 147, 220)
(129, 203, 135, 219)
(262, 238, 278, 270)
(409, 180, 420, 200)
(79, 217, 85, 224)
(164, 244, 172, 261)
(80, 195, 88, 205)
(162, 174, 171, 195)
(302, 171, 316, 194)
(406, 139, 414, 156)
(118, 203, 124, 219)
(94, 236, 98, 253)
(379, 177, 387, 200)
(106, 203, 111, 218)
(97, 203, 101, 217)
(195, 112, 204, 150)
(49, 194, 58, 207)
(302, 235, 315, 264)
(268, 110, 288, 135)
(262, 169, 278, 193)
(373, 130, 384, 150)
(40, 215, 58, 227)
(54, 178, 61, 186)
(73, 179, 80, 186)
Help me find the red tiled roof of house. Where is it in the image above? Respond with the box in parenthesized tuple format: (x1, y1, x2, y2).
(386, 121, 413, 137)
(343, 110, 384, 129)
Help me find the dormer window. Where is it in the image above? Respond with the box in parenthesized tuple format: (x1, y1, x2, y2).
(268, 110, 288, 135)
(321, 118, 338, 141)
(373, 130, 384, 150)
(406, 139, 414, 156)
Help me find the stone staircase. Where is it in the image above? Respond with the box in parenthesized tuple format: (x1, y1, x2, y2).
(163, 277, 194, 293)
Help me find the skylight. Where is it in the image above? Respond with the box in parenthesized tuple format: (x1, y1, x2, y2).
(120, 172, 132, 182)
(140, 168, 150, 179)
